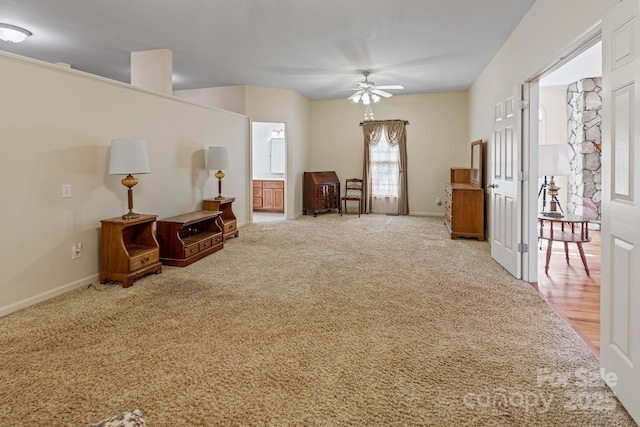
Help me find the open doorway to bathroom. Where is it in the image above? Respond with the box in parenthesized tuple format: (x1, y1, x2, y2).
(251, 121, 286, 223)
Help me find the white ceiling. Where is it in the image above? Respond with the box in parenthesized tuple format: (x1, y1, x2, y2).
(0, 0, 536, 100)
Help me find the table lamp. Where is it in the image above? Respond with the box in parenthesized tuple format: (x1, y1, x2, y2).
(108, 139, 150, 219)
(538, 144, 572, 217)
(207, 146, 230, 200)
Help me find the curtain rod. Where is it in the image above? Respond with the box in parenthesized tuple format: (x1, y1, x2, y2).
(359, 120, 409, 126)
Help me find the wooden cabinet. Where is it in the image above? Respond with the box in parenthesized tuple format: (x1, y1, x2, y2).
(100, 214, 162, 288)
(450, 168, 471, 184)
(445, 178, 485, 241)
(156, 211, 224, 267)
(252, 180, 284, 213)
(303, 171, 341, 217)
(202, 197, 238, 241)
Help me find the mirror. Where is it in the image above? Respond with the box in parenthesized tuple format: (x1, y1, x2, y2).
(270, 138, 285, 174)
(470, 140, 483, 187)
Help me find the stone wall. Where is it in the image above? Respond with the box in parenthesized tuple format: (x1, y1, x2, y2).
(566, 77, 602, 222)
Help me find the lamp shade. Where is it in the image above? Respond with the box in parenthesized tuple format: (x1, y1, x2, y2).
(207, 146, 230, 171)
(538, 144, 572, 176)
(108, 139, 150, 175)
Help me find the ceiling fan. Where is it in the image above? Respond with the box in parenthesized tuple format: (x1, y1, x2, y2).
(348, 71, 404, 105)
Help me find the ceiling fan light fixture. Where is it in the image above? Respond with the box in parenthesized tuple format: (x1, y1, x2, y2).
(0, 23, 32, 43)
(350, 92, 362, 103)
(347, 72, 403, 105)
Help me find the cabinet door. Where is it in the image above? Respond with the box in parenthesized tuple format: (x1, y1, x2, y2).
(252, 186, 263, 209)
(263, 188, 274, 209)
(273, 188, 284, 210)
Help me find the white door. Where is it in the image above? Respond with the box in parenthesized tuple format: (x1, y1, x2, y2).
(600, 0, 640, 422)
(489, 86, 522, 278)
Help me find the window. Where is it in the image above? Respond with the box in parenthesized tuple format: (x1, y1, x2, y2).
(369, 132, 400, 213)
(362, 119, 408, 215)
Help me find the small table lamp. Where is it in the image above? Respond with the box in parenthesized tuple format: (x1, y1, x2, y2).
(207, 146, 230, 200)
(109, 139, 150, 219)
(538, 144, 572, 217)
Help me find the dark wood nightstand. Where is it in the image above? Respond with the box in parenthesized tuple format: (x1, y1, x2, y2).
(100, 214, 162, 288)
(203, 197, 238, 241)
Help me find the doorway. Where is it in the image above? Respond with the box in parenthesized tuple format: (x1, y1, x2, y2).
(251, 121, 286, 223)
(530, 39, 603, 356)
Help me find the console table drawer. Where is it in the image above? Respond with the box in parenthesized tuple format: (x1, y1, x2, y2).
(224, 220, 237, 234)
(129, 251, 159, 272)
(184, 244, 199, 258)
(199, 238, 213, 252)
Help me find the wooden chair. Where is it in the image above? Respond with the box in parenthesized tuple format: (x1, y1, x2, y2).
(340, 178, 363, 217)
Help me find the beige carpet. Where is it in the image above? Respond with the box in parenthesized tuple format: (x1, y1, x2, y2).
(0, 214, 635, 426)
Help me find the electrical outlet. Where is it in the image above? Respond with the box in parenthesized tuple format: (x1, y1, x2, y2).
(72, 242, 82, 259)
(62, 184, 72, 198)
(436, 197, 442, 206)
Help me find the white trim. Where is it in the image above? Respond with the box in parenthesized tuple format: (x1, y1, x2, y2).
(0, 274, 98, 317)
(408, 212, 445, 217)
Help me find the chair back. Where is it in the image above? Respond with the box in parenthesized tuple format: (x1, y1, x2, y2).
(344, 178, 363, 198)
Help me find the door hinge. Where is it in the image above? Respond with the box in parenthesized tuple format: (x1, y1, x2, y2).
(518, 171, 529, 181)
(519, 100, 530, 110)
(518, 243, 528, 253)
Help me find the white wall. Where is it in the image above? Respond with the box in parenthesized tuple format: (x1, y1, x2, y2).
(539, 85, 570, 211)
(468, 0, 618, 241)
(174, 85, 312, 219)
(0, 52, 249, 316)
(175, 85, 246, 115)
(311, 92, 469, 215)
(469, 0, 618, 143)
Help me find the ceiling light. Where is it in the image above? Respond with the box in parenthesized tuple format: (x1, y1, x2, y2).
(0, 23, 32, 43)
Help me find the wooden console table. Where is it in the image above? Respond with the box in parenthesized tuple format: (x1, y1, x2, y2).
(538, 214, 592, 276)
(203, 197, 238, 241)
(100, 214, 162, 288)
(156, 211, 224, 267)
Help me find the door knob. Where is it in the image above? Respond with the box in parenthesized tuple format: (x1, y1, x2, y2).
(487, 184, 498, 189)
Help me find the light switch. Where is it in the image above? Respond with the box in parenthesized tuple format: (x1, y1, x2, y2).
(62, 184, 72, 198)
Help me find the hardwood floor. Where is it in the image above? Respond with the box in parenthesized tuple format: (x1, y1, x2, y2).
(531, 226, 601, 357)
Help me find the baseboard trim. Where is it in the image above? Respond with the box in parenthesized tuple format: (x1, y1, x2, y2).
(409, 212, 445, 217)
(0, 274, 99, 318)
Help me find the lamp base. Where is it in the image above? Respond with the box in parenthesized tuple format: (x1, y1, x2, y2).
(541, 211, 563, 218)
(215, 173, 225, 200)
(214, 195, 225, 200)
(122, 210, 140, 220)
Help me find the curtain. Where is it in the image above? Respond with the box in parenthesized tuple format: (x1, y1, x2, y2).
(362, 119, 409, 215)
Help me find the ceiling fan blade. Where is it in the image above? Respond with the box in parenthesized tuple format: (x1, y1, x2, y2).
(371, 89, 393, 98)
(375, 85, 404, 90)
(348, 90, 364, 101)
